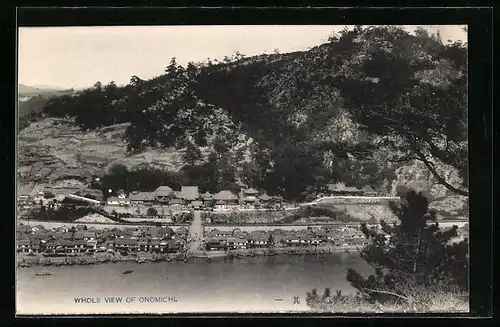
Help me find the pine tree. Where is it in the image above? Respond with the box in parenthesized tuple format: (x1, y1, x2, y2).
(346, 189, 469, 304)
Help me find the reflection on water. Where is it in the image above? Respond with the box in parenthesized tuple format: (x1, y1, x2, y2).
(16, 253, 372, 315)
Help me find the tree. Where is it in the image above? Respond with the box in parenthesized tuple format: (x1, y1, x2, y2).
(182, 142, 202, 166)
(331, 26, 468, 196)
(43, 192, 55, 199)
(146, 207, 158, 216)
(346, 189, 468, 305)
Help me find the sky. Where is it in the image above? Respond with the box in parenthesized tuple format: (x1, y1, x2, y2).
(18, 25, 467, 90)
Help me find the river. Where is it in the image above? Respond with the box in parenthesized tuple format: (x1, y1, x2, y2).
(16, 253, 372, 315)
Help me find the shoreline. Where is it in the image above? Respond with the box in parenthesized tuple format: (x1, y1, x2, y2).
(17, 246, 359, 267)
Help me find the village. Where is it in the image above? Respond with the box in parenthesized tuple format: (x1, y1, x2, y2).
(16, 181, 469, 264)
(17, 181, 380, 215)
(16, 222, 371, 260)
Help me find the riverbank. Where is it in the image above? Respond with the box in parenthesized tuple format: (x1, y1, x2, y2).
(17, 245, 360, 267)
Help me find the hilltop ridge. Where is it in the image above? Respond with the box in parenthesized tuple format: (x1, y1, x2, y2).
(18, 26, 468, 219)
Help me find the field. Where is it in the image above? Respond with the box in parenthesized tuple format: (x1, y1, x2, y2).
(18, 118, 182, 188)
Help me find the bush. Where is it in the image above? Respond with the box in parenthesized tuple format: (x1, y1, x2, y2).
(146, 207, 158, 216)
(308, 188, 469, 312)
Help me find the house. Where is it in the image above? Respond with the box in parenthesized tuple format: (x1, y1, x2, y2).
(240, 187, 260, 207)
(249, 231, 269, 247)
(86, 239, 98, 252)
(258, 194, 272, 207)
(131, 230, 143, 238)
(129, 191, 155, 205)
(312, 229, 328, 243)
(159, 240, 170, 253)
(361, 185, 377, 196)
(205, 237, 226, 251)
(75, 224, 87, 231)
(214, 200, 227, 211)
(105, 240, 115, 250)
(113, 195, 131, 206)
(169, 198, 184, 206)
(45, 241, 58, 253)
(174, 227, 189, 239)
(138, 238, 149, 252)
(171, 239, 186, 251)
(201, 192, 214, 207)
(233, 237, 248, 249)
(114, 238, 139, 253)
(17, 194, 30, 206)
(144, 227, 161, 238)
(191, 200, 204, 210)
(149, 240, 161, 252)
(82, 232, 97, 241)
(326, 183, 363, 196)
(226, 237, 237, 250)
(154, 186, 174, 203)
(160, 227, 175, 238)
(106, 196, 120, 206)
(180, 186, 200, 203)
(32, 191, 45, 204)
(123, 227, 136, 236)
(345, 237, 369, 247)
(17, 239, 31, 253)
(30, 232, 53, 243)
(285, 235, 301, 246)
(213, 190, 239, 209)
(208, 229, 232, 238)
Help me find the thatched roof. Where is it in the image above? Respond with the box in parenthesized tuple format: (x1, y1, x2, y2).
(259, 194, 271, 201)
(154, 186, 173, 196)
(244, 188, 259, 195)
(213, 190, 238, 201)
(129, 192, 155, 201)
(180, 186, 199, 200)
(202, 192, 213, 199)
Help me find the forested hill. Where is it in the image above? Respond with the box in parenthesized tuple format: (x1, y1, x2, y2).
(32, 26, 468, 201)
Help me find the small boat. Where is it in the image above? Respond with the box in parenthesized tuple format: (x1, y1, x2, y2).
(136, 258, 145, 264)
(122, 269, 134, 275)
(36, 272, 52, 276)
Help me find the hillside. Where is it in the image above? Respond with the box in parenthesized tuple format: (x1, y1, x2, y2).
(18, 26, 468, 218)
(18, 85, 76, 130)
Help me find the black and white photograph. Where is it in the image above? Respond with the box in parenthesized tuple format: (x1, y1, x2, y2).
(16, 24, 469, 314)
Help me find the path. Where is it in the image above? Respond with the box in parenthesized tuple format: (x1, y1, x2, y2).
(188, 210, 204, 253)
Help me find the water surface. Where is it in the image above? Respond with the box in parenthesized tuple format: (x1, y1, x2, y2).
(16, 253, 372, 314)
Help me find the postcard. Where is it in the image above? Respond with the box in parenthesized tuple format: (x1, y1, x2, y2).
(16, 23, 469, 315)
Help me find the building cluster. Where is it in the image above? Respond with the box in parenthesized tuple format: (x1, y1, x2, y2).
(16, 224, 189, 255)
(203, 226, 369, 251)
(106, 186, 285, 210)
(321, 183, 378, 197)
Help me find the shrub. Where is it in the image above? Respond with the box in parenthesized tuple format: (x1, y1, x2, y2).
(346, 189, 468, 305)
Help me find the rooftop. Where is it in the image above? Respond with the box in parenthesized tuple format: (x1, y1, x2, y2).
(129, 192, 155, 201)
(154, 186, 173, 196)
(180, 186, 200, 200)
(213, 190, 239, 201)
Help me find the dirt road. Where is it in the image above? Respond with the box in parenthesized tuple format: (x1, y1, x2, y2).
(188, 210, 204, 253)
